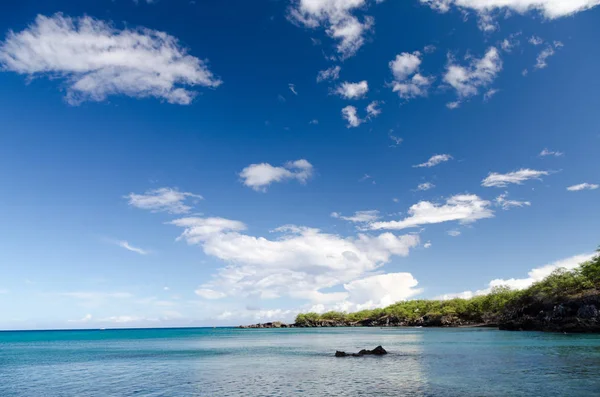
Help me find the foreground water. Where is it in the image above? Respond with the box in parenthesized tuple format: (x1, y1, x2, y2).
(1, 327, 600, 396)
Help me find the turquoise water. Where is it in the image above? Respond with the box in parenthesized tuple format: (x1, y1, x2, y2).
(1, 327, 600, 396)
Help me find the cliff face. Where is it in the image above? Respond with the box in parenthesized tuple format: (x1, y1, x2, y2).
(498, 293, 600, 333)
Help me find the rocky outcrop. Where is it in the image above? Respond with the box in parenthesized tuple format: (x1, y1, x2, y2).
(239, 321, 293, 329)
(499, 293, 600, 333)
(239, 316, 486, 329)
(335, 346, 387, 357)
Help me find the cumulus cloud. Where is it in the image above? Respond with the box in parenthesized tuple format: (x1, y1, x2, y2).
(239, 159, 314, 191)
(343, 273, 422, 310)
(368, 194, 494, 230)
(413, 154, 453, 168)
(117, 241, 149, 255)
(335, 80, 369, 99)
(420, 0, 600, 31)
(495, 192, 531, 210)
(482, 169, 549, 187)
(567, 183, 599, 191)
(342, 105, 363, 127)
(389, 51, 432, 99)
(444, 47, 502, 106)
(0, 14, 221, 105)
(447, 230, 461, 237)
(317, 65, 341, 82)
(170, 216, 421, 304)
(288, 0, 374, 58)
(331, 210, 381, 223)
(125, 187, 202, 214)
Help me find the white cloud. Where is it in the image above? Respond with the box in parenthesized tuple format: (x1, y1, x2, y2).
(424, 241, 432, 249)
(309, 119, 319, 124)
(288, 0, 374, 58)
(125, 187, 202, 214)
(413, 154, 453, 168)
(342, 105, 363, 127)
(540, 148, 563, 157)
(369, 194, 494, 230)
(389, 134, 403, 147)
(0, 14, 221, 105)
(500, 33, 521, 52)
(567, 183, 599, 191)
(366, 101, 382, 118)
(343, 273, 422, 310)
(170, 216, 420, 304)
(483, 88, 499, 101)
(239, 159, 314, 191)
(444, 47, 502, 105)
(434, 291, 474, 300)
(68, 314, 93, 323)
(535, 42, 563, 69)
(446, 101, 461, 109)
(117, 241, 149, 255)
(335, 80, 369, 99)
(416, 182, 435, 191)
(288, 83, 298, 95)
(495, 192, 531, 210)
(420, 0, 600, 28)
(529, 35, 544, 45)
(437, 252, 597, 300)
(317, 65, 341, 82)
(488, 253, 595, 291)
(482, 169, 549, 187)
(331, 210, 381, 223)
(195, 288, 227, 299)
(389, 52, 432, 99)
(447, 230, 461, 237)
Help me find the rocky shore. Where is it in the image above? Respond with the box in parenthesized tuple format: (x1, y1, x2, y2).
(499, 292, 600, 333)
(240, 294, 600, 333)
(239, 316, 489, 329)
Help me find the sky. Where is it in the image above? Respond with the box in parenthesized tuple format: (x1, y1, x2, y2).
(0, 0, 599, 330)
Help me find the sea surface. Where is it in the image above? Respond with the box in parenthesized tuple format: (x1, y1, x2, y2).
(1, 327, 600, 396)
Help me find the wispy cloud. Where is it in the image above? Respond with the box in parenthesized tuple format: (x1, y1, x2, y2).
(368, 194, 494, 231)
(0, 14, 221, 105)
(316, 65, 341, 82)
(125, 188, 202, 214)
(413, 154, 452, 168)
(567, 183, 599, 191)
(539, 148, 563, 157)
(482, 169, 550, 187)
(331, 210, 381, 223)
(117, 241, 149, 255)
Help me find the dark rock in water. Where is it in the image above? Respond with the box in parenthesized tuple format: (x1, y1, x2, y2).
(335, 345, 387, 357)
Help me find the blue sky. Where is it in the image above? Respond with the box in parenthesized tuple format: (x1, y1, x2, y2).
(0, 0, 599, 330)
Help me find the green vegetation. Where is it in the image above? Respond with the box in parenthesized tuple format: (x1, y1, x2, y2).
(295, 250, 600, 327)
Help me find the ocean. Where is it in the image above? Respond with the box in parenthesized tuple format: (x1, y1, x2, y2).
(1, 327, 599, 396)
